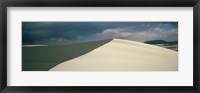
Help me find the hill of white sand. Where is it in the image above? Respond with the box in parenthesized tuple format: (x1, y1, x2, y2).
(49, 39, 178, 71)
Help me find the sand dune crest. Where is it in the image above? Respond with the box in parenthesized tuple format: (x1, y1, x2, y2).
(50, 39, 178, 71)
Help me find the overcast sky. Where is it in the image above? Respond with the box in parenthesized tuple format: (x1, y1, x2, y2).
(22, 22, 178, 45)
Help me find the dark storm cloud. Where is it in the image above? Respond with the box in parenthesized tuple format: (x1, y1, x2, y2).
(22, 22, 178, 45)
(22, 22, 104, 44)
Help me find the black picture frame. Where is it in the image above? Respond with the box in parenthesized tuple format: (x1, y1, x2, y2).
(0, 0, 199, 93)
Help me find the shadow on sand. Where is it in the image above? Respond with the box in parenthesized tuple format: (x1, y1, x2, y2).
(22, 39, 112, 71)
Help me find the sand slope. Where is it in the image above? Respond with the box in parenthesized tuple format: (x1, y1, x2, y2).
(49, 39, 178, 71)
(22, 39, 112, 71)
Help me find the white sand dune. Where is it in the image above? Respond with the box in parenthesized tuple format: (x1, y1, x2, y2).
(49, 39, 178, 71)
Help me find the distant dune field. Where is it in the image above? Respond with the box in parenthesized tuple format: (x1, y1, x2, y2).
(155, 44, 178, 51)
(50, 39, 178, 71)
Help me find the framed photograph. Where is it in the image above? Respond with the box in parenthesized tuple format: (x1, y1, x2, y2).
(0, 0, 199, 93)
